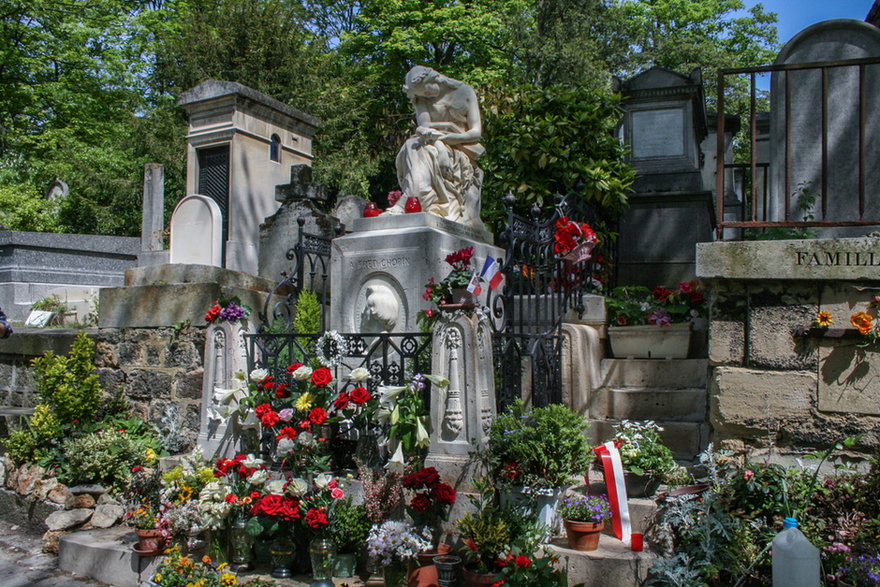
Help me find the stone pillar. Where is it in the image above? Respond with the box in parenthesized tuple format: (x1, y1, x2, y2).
(197, 320, 253, 459)
(425, 313, 496, 485)
(139, 164, 170, 266)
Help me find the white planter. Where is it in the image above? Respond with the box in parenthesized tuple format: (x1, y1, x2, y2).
(608, 323, 691, 359)
(500, 486, 565, 537)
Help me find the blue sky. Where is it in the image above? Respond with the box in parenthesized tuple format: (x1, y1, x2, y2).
(753, 0, 875, 45)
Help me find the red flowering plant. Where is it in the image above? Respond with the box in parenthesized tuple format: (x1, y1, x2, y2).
(553, 216, 598, 262)
(247, 477, 304, 538)
(212, 453, 268, 513)
(203, 296, 251, 324)
(494, 548, 566, 587)
(605, 281, 708, 327)
(402, 466, 456, 539)
(298, 473, 346, 537)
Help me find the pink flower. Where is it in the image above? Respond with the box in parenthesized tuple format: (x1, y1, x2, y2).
(279, 408, 294, 422)
(647, 309, 671, 326)
(743, 469, 754, 481)
(331, 488, 344, 499)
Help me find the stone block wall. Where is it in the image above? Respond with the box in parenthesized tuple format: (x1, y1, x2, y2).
(0, 326, 206, 453)
(698, 237, 880, 463)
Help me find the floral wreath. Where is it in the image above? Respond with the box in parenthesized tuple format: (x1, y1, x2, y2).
(315, 330, 348, 367)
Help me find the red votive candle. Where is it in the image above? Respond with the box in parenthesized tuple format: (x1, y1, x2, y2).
(631, 533, 643, 551)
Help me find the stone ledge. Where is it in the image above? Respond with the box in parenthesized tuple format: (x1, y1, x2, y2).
(546, 536, 654, 586)
(0, 487, 63, 534)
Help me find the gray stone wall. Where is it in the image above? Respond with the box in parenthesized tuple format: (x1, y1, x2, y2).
(0, 326, 206, 453)
(699, 238, 880, 463)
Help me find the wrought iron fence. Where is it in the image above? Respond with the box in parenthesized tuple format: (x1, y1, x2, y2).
(487, 191, 604, 408)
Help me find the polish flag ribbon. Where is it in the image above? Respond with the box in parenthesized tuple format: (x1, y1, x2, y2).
(592, 441, 632, 543)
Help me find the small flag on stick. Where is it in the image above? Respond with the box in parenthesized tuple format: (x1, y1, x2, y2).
(480, 256, 503, 290)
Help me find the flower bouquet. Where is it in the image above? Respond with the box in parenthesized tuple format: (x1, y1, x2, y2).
(150, 545, 238, 587)
(553, 216, 599, 263)
(366, 520, 432, 587)
(204, 297, 251, 324)
(421, 246, 481, 315)
(402, 466, 456, 545)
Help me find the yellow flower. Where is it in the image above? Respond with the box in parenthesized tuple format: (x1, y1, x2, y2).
(154, 573, 162, 582)
(178, 486, 193, 503)
(145, 447, 158, 464)
(295, 392, 314, 411)
(218, 562, 229, 570)
(815, 311, 833, 328)
(220, 572, 237, 587)
(851, 311, 874, 335)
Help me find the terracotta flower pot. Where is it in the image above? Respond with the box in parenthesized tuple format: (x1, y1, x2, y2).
(461, 566, 499, 587)
(563, 519, 604, 551)
(133, 528, 165, 556)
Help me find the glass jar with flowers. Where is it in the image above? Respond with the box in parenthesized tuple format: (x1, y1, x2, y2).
(366, 520, 433, 587)
(605, 282, 707, 359)
(248, 479, 303, 578)
(402, 466, 457, 551)
(557, 494, 611, 551)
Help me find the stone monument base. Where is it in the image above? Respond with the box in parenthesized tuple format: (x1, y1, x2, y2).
(330, 213, 503, 332)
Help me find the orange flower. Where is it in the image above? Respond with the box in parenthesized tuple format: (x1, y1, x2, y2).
(850, 311, 874, 335)
(815, 311, 833, 328)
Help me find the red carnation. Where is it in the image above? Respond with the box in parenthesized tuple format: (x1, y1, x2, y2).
(275, 384, 290, 398)
(255, 403, 272, 417)
(224, 494, 237, 504)
(286, 362, 303, 374)
(276, 426, 298, 441)
(350, 386, 371, 405)
(260, 410, 280, 428)
(434, 483, 456, 505)
(514, 555, 531, 568)
(204, 303, 222, 323)
(306, 507, 329, 528)
(309, 407, 327, 426)
(311, 367, 333, 388)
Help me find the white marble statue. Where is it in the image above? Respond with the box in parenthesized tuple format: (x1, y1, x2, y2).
(383, 66, 485, 229)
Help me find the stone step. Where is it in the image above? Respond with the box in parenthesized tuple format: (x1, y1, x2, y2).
(588, 419, 709, 462)
(590, 387, 707, 423)
(600, 359, 708, 389)
(547, 536, 654, 586)
(59, 527, 160, 587)
(0, 407, 35, 438)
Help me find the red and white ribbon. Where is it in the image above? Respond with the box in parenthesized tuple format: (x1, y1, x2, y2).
(593, 441, 632, 542)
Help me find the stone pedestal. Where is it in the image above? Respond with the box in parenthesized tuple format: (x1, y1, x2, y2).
(424, 313, 496, 490)
(197, 321, 253, 459)
(329, 213, 502, 332)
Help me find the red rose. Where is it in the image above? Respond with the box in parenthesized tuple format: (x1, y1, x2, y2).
(350, 386, 371, 405)
(224, 494, 237, 504)
(652, 286, 672, 302)
(286, 362, 303, 374)
(413, 467, 439, 487)
(333, 392, 350, 411)
(250, 491, 261, 500)
(411, 494, 432, 514)
(514, 555, 531, 568)
(305, 507, 329, 528)
(309, 407, 327, 426)
(311, 367, 333, 388)
(260, 410, 280, 428)
(255, 403, 272, 417)
(275, 384, 290, 398)
(434, 483, 456, 505)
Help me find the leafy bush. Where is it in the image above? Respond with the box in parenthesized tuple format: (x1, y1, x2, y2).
(31, 330, 102, 424)
(486, 400, 590, 489)
(4, 428, 37, 465)
(330, 499, 371, 553)
(63, 428, 149, 490)
(293, 289, 322, 334)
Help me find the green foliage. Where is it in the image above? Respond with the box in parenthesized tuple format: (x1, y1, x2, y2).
(62, 428, 148, 490)
(28, 404, 63, 441)
(0, 181, 61, 232)
(330, 499, 371, 553)
(293, 290, 323, 334)
(612, 420, 680, 481)
(31, 295, 70, 314)
(4, 429, 37, 465)
(486, 399, 590, 489)
(31, 330, 102, 424)
(481, 84, 635, 227)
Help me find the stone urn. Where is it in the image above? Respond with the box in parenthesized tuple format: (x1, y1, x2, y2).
(562, 519, 604, 551)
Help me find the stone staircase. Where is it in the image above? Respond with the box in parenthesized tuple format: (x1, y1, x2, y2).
(588, 358, 710, 463)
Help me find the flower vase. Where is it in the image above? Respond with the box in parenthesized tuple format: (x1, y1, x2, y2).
(383, 560, 409, 587)
(562, 519, 604, 551)
(228, 511, 254, 570)
(207, 528, 228, 565)
(624, 471, 661, 498)
(309, 535, 336, 581)
(333, 551, 358, 579)
(270, 534, 296, 579)
(411, 544, 452, 587)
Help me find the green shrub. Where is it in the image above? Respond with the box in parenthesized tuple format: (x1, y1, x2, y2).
(486, 400, 590, 489)
(330, 500, 371, 553)
(293, 289, 322, 334)
(62, 428, 147, 490)
(29, 404, 63, 440)
(4, 429, 37, 465)
(31, 330, 102, 424)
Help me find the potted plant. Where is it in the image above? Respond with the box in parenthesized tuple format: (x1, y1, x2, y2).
(422, 246, 479, 311)
(127, 504, 165, 556)
(149, 545, 239, 586)
(605, 282, 707, 359)
(366, 520, 432, 587)
(329, 499, 370, 579)
(484, 400, 590, 534)
(605, 420, 684, 497)
(557, 493, 612, 551)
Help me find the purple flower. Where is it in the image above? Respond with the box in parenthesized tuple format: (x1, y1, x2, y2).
(279, 408, 294, 422)
(647, 309, 671, 327)
(219, 301, 247, 322)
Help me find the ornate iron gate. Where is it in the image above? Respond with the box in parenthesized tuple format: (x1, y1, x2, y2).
(487, 192, 604, 409)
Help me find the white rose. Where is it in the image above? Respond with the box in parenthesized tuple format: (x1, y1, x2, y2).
(249, 368, 269, 383)
(246, 469, 268, 486)
(348, 367, 370, 382)
(276, 438, 295, 459)
(287, 478, 308, 498)
(242, 454, 264, 469)
(314, 473, 332, 490)
(292, 365, 313, 381)
(265, 479, 287, 495)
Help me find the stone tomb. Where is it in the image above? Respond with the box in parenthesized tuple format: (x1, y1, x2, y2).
(329, 213, 503, 333)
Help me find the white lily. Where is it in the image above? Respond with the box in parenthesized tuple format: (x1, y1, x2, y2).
(386, 442, 405, 473)
(374, 407, 392, 425)
(423, 374, 449, 388)
(378, 385, 407, 408)
(416, 417, 430, 447)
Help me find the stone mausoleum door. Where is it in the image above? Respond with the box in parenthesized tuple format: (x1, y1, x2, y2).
(198, 145, 230, 265)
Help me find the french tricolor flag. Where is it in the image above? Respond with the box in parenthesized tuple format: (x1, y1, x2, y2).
(480, 256, 503, 291)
